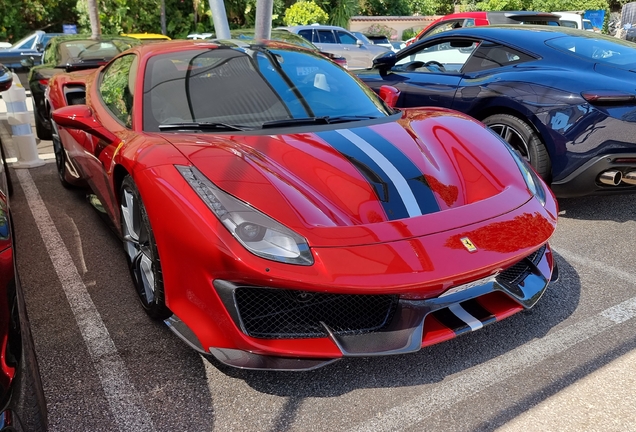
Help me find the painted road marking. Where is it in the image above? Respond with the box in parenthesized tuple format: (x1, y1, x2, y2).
(15, 169, 156, 432)
(351, 249, 636, 432)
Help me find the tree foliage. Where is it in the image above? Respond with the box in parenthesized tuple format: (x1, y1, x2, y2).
(410, 0, 454, 15)
(283, 1, 329, 26)
(475, 0, 608, 11)
(358, 0, 411, 15)
(321, 0, 359, 27)
(0, 0, 77, 42)
(0, 0, 622, 43)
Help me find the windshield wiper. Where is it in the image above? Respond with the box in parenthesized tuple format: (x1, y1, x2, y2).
(261, 115, 379, 129)
(158, 122, 248, 132)
(321, 115, 379, 124)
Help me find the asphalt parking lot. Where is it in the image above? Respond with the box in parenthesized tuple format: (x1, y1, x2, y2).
(2, 100, 636, 431)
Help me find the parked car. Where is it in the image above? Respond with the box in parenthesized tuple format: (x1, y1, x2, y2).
(279, 24, 390, 68)
(356, 26, 636, 197)
(27, 35, 140, 141)
(365, 34, 391, 46)
(390, 40, 407, 52)
(0, 30, 64, 89)
(352, 32, 404, 53)
(554, 12, 596, 31)
(228, 29, 348, 68)
(407, 11, 561, 45)
(0, 66, 49, 431)
(47, 39, 557, 370)
(121, 33, 171, 42)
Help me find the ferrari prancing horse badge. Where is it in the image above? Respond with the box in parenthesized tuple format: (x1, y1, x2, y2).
(461, 237, 477, 252)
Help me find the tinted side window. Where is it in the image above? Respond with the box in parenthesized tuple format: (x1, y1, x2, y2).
(298, 29, 314, 43)
(463, 44, 535, 72)
(396, 40, 478, 73)
(316, 30, 336, 44)
(337, 31, 358, 45)
(16, 35, 37, 50)
(43, 44, 56, 64)
(100, 54, 136, 128)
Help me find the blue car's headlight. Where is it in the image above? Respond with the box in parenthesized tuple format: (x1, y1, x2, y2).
(177, 165, 314, 265)
(487, 129, 547, 206)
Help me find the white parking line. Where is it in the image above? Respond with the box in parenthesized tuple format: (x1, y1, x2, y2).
(350, 250, 636, 432)
(15, 169, 156, 432)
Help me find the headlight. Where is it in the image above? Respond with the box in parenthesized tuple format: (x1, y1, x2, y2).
(176, 165, 314, 265)
(487, 129, 546, 206)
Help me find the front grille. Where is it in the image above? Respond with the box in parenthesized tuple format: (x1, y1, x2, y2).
(497, 244, 546, 288)
(234, 287, 399, 339)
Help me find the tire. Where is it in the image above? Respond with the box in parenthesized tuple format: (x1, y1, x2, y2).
(0, 140, 13, 197)
(51, 121, 73, 188)
(120, 176, 172, 320)
(34, 109, 52, 141)
(483, 114, 551, 181)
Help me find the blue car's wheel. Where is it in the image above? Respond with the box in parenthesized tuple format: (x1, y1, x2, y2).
(483, 114, 551, 181)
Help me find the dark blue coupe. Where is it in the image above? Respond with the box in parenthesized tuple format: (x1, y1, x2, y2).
(355, 26, 636, 197)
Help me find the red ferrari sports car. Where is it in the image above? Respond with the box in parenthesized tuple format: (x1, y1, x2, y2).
(48, 39, 558, 370)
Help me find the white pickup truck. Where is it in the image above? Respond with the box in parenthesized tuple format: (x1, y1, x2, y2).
(554, 12, 597, 31)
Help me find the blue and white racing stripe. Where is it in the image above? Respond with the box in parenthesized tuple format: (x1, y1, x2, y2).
(317, 127, 440, 220)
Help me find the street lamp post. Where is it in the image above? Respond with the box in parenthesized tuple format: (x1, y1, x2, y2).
(255, 0, 274, 40)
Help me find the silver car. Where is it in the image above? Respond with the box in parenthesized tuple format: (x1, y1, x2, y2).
(278, 25, 390, 69)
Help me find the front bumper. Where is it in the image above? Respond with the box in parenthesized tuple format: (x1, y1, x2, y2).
(166, 243, 555, 371)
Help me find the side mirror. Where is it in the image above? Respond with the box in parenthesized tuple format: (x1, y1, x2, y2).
(356, 39, 363, 47)
(0, 65, 12, 92)
(36, 42, 44, 52)
(379, 85, 400, 108)
(20, 57, 35, 68)
(372, 51, 397, 71)
(52, 105, 119, 144)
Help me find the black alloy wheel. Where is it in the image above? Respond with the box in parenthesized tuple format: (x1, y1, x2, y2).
(51, 121, 73, 188)
(34, 108, 52, 141)
(120, 175, 172, 320)
(483, 113, 551, 181)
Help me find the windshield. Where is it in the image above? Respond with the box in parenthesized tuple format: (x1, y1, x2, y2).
(143, 46, 391, 132)
(546, 34, 636, 68)
(56, 39, 136, 64)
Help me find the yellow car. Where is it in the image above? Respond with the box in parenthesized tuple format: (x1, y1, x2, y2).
(121, 33, 171, 42)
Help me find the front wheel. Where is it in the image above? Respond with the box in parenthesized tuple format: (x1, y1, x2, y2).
(120, 176, 172, 320)
(34, 109, 52, 141)
(51, 122, 73, 188)
(483, 114, 551, 181)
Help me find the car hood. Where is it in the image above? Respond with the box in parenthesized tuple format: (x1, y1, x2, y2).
(167, 109, 533, 247)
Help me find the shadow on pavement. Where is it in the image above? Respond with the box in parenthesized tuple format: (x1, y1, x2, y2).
(557, 193, 636, 222)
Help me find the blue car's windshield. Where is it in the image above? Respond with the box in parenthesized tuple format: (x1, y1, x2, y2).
(143, 45, 391, 132)
(546, 35, 636, 68)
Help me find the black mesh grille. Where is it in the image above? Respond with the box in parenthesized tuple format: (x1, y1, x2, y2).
(234, 287, 399, 339)
(497, 245, 546, 286)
